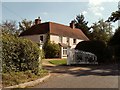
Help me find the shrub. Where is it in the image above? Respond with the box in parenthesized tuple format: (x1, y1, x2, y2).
(2, 34, 41, 74)
(75, 40, 111, 63)
(43, 40, 60, 58)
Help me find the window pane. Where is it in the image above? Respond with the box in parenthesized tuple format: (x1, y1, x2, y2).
(59, 36, 62, 43)
(40, 36, 43, 41)
(73, 39, 76, 44)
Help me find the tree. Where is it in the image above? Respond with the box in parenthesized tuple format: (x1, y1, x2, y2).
(19, 19, 33, 32)
(109, 27, 120, 46)
(43, 34, 60, 58)
(0, 20, 19, 36)
(90, 19, 113, 44)
(107, 10, 120, 22)
(74, 14, 90, 38)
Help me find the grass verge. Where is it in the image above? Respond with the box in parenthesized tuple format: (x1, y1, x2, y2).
(2, 69, 48, 87)
(49, 59, 67, 65)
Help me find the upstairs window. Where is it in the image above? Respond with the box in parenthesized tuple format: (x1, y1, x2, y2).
(73, 39, 76, 44)
(59, 36, 63, 43)
(40, 36, 43, 42)
(67, 37, 69, 43)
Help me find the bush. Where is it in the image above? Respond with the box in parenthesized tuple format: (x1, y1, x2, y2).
(43, 40, 60, 58)
(2, 34, 41, 74)
(75, 40, 112, 63)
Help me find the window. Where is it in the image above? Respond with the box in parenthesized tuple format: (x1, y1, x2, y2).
(63, 47, 67, 56)
(73, 39, 76, 44)
(59, 36, 63, 43)
(67, 37, 69, 43)
(40, 36, 43, 42)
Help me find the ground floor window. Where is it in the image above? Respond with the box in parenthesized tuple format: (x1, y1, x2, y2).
(63, 47, 67, 56)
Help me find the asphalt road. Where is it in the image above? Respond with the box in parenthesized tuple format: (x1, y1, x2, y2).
(33, 61, 119, 88)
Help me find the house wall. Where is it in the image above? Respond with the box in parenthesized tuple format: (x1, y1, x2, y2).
(50, 34, 83, 48)
(50, 34, 83, 58)
(50, 35, 59, 43)
(21, 34, 84, 59)
(21, 34, 47, 44)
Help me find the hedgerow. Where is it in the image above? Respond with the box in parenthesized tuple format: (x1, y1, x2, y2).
(2, 34, 41, 74)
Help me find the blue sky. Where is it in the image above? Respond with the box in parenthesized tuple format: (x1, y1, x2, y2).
(1, 0, 119, 31)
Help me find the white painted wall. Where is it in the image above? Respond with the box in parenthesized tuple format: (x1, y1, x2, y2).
(50, 34, 83, 49)
(50, 35, 59, 44)
(21, 34, 47, 44)
(21, 34, 84, 59)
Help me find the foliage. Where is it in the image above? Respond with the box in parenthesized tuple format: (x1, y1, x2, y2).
(90, 19, 113, 44)
(19, 19, 33, 32)
(74, 14, 90, 37)
(43, 34, 60, 58)
(75, 40, 112, 63)
(43, 40, 60, 58)
(49, 59, 67, 65)
(2, 69, 48, 87)
(107, 10, 120, 22)
(0, 20, 19, 36)
(108, 27, 120, 46)
(2, 34, 41, 74)
(108, 27, 120, 62)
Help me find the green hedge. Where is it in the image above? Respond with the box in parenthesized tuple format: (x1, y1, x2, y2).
(75, 40, 112, 63)
(2, 34, 41, 74)
(43, 40, 60, 58)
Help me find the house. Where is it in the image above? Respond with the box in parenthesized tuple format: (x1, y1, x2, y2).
(19, 18, 89, 58)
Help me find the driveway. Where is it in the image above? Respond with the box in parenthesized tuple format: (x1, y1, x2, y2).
(33, 60, 119, 88)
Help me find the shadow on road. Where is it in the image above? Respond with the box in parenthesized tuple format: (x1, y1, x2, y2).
(43, 63, 120, 77)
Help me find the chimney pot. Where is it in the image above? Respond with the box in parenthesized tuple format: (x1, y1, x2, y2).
(35, 17, 41, 25)
(70, 20, 75, 29)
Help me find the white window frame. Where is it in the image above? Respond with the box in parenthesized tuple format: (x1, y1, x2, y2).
(63, 47, 67, 56)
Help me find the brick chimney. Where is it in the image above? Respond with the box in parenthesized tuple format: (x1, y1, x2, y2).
(70, 20, 75, 29)
(35, 17, 41, 25)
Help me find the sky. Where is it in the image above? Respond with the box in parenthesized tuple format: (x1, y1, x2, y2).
(1, 0, 120, 32)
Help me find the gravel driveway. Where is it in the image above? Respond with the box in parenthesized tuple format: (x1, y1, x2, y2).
(33, 60, 119, 88)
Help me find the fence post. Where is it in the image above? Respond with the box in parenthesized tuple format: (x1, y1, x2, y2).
(67, 47, 71, 65)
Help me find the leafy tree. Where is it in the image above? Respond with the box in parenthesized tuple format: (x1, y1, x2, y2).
(0, 20, 19, 36)
(43, 34, 60, 58)
(107, 10, 120, 22)
(19, 19, 33, 32)
(90, 19, 113, 44)
(108, 27, 120, 46)
(74, 14, 90, 38)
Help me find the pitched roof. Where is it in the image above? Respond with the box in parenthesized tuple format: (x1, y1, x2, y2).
(19, 22, 89, 40)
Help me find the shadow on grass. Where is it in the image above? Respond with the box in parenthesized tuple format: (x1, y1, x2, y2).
(43, 63, 120, 77)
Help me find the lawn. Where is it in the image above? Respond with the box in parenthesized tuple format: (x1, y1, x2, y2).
(49, 59, 67, 65)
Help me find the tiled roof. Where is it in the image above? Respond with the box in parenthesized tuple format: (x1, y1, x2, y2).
(19, 22, 89, 41)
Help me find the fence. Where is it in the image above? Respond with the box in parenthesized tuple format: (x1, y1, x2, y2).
(67, 49, 98, 65)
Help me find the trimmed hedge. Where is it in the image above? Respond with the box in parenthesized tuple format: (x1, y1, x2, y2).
(2, 34, 41, 74)
(75, 40, 112, 63)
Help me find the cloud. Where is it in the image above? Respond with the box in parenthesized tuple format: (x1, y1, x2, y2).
(82, 11, 87, 15)
(41, 12, 48, 15)
(88, 0, 105, 17)
(89, 0, 103, 6)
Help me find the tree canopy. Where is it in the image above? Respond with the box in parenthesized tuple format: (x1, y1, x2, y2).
(90, 19, 113, 44)
(0, 20, 19, 36)
(107, 10, 120, 22)
(74, 14, 90, 38)
(19, 19, 33, 32)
